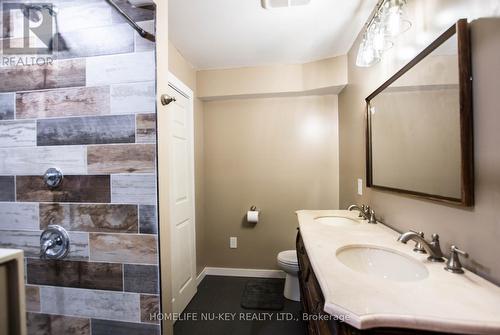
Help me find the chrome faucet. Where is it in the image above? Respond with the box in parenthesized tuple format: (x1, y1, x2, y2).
(397, 231, 445, 262)
(348, 204, 377, 224)
(348, 204, 369, 219)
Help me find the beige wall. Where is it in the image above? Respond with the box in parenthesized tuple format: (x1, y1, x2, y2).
(168, 42, 206, 274)
(339, 1, 500, 284)
(203, 95, 339, 269)
(197, 55, 347, 100)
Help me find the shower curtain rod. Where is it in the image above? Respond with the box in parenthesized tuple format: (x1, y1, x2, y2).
(105, 0, 156, 42)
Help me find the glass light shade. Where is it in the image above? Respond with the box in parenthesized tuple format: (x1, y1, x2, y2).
(382, 0, 411, 37)
(356, 37, 381, 67)
(370, 23, 394, 51)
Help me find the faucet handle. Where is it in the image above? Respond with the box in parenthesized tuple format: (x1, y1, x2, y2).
(445, 245, 468, 274)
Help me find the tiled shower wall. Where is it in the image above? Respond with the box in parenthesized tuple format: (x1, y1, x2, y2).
(0, 1, 160, 334)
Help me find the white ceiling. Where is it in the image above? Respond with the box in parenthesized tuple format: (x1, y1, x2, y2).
(168, 0, 378, 70)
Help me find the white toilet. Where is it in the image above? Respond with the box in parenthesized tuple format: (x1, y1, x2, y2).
(277, 250, 300, 301)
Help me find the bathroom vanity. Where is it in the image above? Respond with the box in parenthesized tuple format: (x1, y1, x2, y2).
(296, 210, 500, 335)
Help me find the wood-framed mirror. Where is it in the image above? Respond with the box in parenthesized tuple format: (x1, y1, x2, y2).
(365, 19, 474, 207)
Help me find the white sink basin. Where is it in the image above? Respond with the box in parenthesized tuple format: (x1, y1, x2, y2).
(336, 245, 429, 282)
(314, 216, 360, 226)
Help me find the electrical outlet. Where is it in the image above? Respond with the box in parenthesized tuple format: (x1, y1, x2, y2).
(357, 178, 363, 195)
(230, 237, 237, 249)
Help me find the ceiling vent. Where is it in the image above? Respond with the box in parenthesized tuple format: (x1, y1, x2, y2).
(261, 0, 311, 9)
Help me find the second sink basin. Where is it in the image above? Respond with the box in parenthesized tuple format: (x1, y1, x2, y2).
(336, 245, 429, 282)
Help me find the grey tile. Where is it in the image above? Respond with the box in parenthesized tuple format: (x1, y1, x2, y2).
(0, 176, 15, 202)
(89, 233, 158, 264)
(0, 59, 85, 93)
(0, 93, 14, 120)
(91, 319, 160, 335)
(16, 86, 110, 119)
(110, 81, 155, 115)
(135, 21, 155, 52)
(55, 24, 134, 59)
(111, 174, 156, 205)
(124, 264, 159, 294)
(56, 0, 114, 33)
(0, 203, 39, 230)
(0, 146, 86, 175)
(27, 312, 90, 335)
(40, 203, 138, 233)
(0, 120, 36, 147)
(86, 51, 155, 86)
(139, 205, 157, 234)
(0, 230, 89, 260)
(40, 286, 140, 322)
(37, 115, 135, 146)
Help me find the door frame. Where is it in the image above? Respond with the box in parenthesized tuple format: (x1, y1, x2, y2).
(167, 72, 197, 313)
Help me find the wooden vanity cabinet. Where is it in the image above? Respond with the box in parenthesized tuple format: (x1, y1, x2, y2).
(296, 230, 467, 335)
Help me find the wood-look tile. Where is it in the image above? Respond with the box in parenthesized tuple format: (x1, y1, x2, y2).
(40, 286, 140, 322)
(0, 59, 85, 93)
(139, 205, 157, 234)
(140, 294, 160, 324)
(40, 203, 138, 233)
(26, 285, 40, 312)
(27, 313, 90, 335)
(0, 93, 14, 120)
(136, 114, 156, 143)
(110, 81, 155, 114)
(111, 0, 155, 23)
(90, 233, 158, 264)
(27, 259, 123, 291)
(16, 175, 111, 203)
(0, 120, 36, 147)
(111, 174, 156, 205)
(56, 0, 114, 33)
(123, 264, 159, 294)
(87, 144, 155, 174)
(55, 24, 134, 59)
(37, 115, 135, 146)
(91, 319, 160, 335)
(86, 51, 154, 86)
(0, 230, 88, 260)
(0, 203, 39, 230)
(16, 86, 110, 119)
(0, 146, 86, 175)
(0, 176, 15, 202)
(135, 21, 155, 52)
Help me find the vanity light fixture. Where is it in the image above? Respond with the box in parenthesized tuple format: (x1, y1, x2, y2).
(261, 0, 311, 9)
(356, 0, 411, 67)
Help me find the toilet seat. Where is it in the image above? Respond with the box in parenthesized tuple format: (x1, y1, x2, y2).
(278, 250, 298, 266)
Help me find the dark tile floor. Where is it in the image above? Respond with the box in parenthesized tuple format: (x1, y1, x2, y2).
(174, 275, 306, 335)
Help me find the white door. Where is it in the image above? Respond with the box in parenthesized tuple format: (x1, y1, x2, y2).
(167, 82, 197, 316)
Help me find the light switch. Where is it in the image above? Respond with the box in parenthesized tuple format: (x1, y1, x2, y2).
(230, 237, 237, 249)
(357, 178, 363, 195)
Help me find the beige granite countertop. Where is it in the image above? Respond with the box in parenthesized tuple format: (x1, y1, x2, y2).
(297, 210, 500, 335)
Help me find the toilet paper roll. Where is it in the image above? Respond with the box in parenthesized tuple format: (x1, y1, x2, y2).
(247, 210, 259, 223)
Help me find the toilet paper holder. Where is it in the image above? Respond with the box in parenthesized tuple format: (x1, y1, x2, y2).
(250, 205, 258, 211)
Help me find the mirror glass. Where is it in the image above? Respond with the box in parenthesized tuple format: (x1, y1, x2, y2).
(366, 21, 473, 206)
